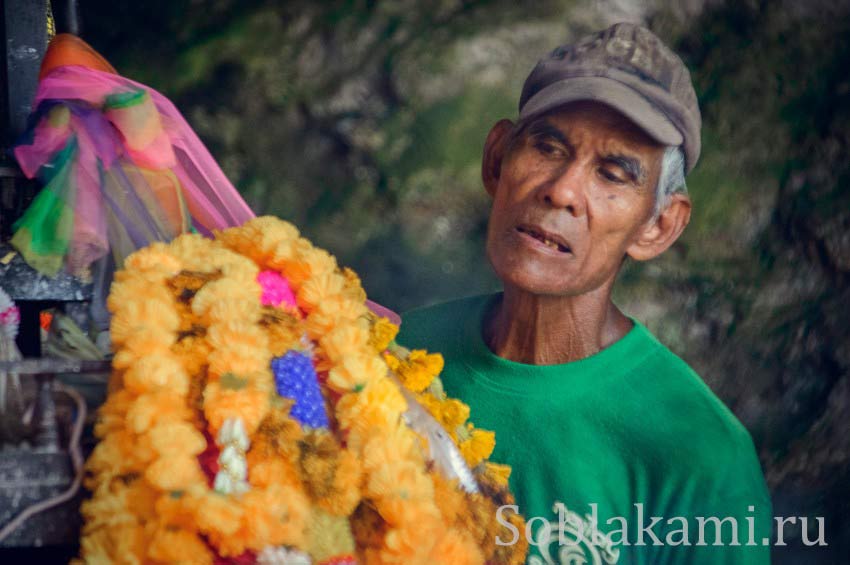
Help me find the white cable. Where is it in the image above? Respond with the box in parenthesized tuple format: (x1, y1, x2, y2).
(0, 383, 87, 544)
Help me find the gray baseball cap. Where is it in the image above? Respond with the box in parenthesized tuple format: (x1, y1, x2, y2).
(519, 23, 702, 172)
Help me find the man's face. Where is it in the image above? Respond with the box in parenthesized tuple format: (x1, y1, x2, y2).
(485, 101, 665, 296)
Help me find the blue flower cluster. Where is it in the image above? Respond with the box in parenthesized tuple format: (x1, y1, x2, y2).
(271, 350, 329, 429)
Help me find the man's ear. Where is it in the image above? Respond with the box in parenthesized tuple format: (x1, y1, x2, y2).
(626, 193, 692, 261)
(482, 119, 515, 197)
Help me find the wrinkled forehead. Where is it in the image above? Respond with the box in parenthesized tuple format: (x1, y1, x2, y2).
(512, 101, 664, 160)
(517, 100, 664, 151)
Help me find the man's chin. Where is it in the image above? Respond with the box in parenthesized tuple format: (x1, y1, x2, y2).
(496, 268, 580, 297)
(489, 254, 565, 294)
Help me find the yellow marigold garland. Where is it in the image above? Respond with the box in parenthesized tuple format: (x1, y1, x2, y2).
(77, 216, 527, 565)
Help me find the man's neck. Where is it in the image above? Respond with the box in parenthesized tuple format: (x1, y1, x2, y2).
(483, 283, 633, 365)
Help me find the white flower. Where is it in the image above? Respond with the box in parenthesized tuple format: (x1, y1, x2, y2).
(213, 470, 250, 495)
(213, 470, 235, 494)
(218, 417, 250, 451)
(219, 445, 247, 479)
(256, 546, 312, 565)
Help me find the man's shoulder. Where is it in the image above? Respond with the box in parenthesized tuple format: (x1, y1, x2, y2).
(634, 327, 763, 479)
(398, 293, 493, 352)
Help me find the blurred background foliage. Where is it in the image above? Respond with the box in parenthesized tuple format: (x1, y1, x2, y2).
(77, 0, 848, 560)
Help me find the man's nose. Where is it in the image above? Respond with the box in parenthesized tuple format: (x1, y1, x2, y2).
(537, 162, 587, 217)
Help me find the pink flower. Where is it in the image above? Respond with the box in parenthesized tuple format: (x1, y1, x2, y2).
(256, 270, 297, 310)
(0, 305, 20, 340)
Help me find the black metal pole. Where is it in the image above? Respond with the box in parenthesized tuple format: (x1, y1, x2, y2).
(52, 0, 81, 36)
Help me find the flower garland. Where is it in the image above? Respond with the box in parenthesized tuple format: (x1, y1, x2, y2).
(77, 216, 527, 564)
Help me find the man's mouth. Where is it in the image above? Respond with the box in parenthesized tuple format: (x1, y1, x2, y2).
(516, 225, 571, 253)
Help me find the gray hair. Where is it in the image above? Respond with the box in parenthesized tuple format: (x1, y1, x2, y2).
(654, 146, 688, 217)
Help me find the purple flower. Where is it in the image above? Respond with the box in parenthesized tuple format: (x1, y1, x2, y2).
(271, 350, 329, 429)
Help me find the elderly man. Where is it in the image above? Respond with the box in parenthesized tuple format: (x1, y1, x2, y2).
(399, 23, 771, 564)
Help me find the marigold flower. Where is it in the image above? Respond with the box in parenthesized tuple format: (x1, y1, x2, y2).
(81, 217, 521, 565)
(148, 420, 207, 458)
(239, 483, 310, 550)
(171, 334, 212, 376)
(194, 490, 244, 538)
(192, 278, 259, 321)
(369, 317, 399, 353)
(145, 454, 205, 491)
(429, 528, 485, 565)
(122, 354, 189, 396)
(123, 243, 181, 277)
(147, 527, 214, 564)
(482, 462, 513, 488)
(436, 397, 471, 433)
(168, 233, 216, 268)
(379, 514, 441, 564)
(382, 352, 401, 372)
(336, 378, 406, 435)
(204, 381, 271, 436)
(320, 322, 370, 364)
(298, 271, 346, 311)
(396, 350, 443, 393)
(313, 446, 363, 517)
(306, 509, 357, 562)
(111, 298, 180, 346)
(112, 328, 175, 370)
(341, 266, 367, 302)
(459, 428, 496, 468)
(94, 388, 136, 436)
(327, 353, 387, 393)
(154, 489, 200, 531)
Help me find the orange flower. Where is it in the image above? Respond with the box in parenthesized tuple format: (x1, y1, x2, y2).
(435, 397, 471, 435)
(93, 388, 136, 437)
(340, 266, 368, 302)
(328, 353, 387, 393)
(147, 420, 207, 458)
(297, 271, 346, 311)
(335, 379, 406, 436)
(315, 447, 363, 516)
(122, 353, 189, 396)
(396, 350, 443, 393)
(459, 428, 496, 468)
(369, 317, 399, 352)
(429, 528, 485, 565)
(247, 458, 300, 490)
(82, 216, 520, 565)
(145, 454, 205, 491)
(194, 490, 244, 538)
(379, 514, 441, 564)
(112, 327, 175, 370)
(319, 322, 371, 364)
(482, 462, 513, 488)
(155, 490, 200, 530)
(239, 483, 309, 550)
(147, 526, 214, 564)
(122, 243, 181, 278)
(203, 381, 271, 437)
(171, 334, 212, 377)
(110, 297, 180, 346)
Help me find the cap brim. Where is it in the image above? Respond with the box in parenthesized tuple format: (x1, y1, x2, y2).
(518, 76, 683, 147)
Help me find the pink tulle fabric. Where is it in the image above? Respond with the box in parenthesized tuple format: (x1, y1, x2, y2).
(14, 64, 400, 323)
(16, 64, 254, 242)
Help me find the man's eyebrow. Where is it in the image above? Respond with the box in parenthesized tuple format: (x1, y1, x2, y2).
(526, 120, 570, 146)
(601, 154, 646, 184)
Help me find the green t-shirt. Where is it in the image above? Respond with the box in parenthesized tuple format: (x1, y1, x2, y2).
(399, 293, 772, 565)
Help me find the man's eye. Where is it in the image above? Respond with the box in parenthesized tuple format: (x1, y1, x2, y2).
(533, 141, 566, 158)
(599, 168, 625, 184)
